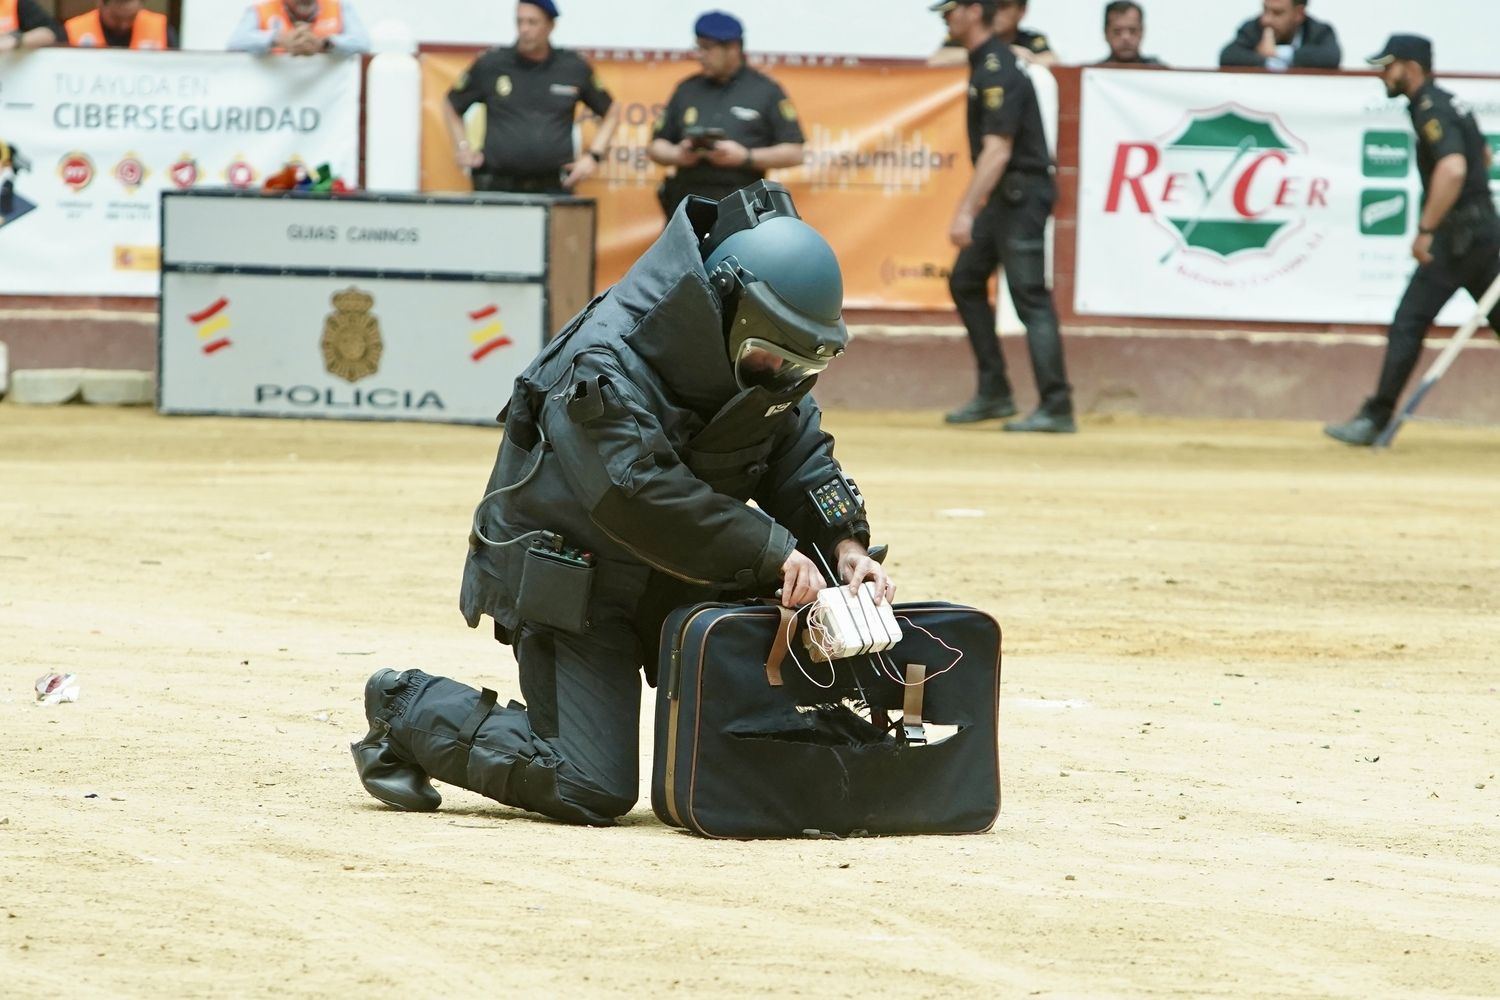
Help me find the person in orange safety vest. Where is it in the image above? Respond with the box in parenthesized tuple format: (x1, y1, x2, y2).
(65, 0, 175, 50)
(226, 0, 369, 56)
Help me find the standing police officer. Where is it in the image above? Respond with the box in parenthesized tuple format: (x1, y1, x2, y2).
(937, 0, 1074, 432)
(444, 1, 622, 195)
(350, 182, 894, 825)
(648, 11, 805, 218)
(1326, 35, 1500, 446)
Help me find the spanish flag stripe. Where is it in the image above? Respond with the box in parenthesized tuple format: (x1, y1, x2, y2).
(197, 315, 231, 340)
(188, 298, 229, 324)
(468, 321, 503, 346)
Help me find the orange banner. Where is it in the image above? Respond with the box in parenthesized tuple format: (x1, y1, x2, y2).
(420, 50, 970, 310)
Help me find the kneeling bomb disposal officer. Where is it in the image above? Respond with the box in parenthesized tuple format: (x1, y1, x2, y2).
(351, 182, 894, 825)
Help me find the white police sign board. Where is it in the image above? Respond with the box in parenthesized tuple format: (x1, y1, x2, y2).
(158, 191, 590, 425)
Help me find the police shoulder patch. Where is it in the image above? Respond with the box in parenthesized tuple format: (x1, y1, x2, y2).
(497, 75, 513, 98)
(984, 52, 1001, 72)
(1031, 34, 1049, 51)
(684, 106, 699, 127)
(984, 86, 1004, 110)
(1423, 118, 1443, 145)
(454, 71, 470, 91)
(779, 99, 798, 121)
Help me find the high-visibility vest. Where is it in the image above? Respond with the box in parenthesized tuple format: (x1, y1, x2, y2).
(0, 0, 20, 34)
(65, 8, 170, 49)
(256, 0, 343, 51)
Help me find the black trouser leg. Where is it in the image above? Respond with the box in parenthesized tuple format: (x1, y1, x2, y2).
(1365, 258, 1462, 426)
(1461, 244, 1500, 338)
(381, 623, 641, 826)
(949, 207, 1011, 399)
(1001, 186, 1072, 416)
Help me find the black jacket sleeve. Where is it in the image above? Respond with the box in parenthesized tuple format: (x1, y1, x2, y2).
(1219, 19, 1266, 67)
(1292, 19, 1341, 69)
(547, 351, 795, 590)
(752, 397, 871, 558)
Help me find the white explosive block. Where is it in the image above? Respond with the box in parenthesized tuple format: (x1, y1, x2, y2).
(806, 582, 902, 663)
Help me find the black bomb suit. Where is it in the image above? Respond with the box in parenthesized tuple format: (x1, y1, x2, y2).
(354, 187, 870, 825)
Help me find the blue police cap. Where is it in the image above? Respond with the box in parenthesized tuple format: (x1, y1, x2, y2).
(521, 0, 559, 18)
(694, 11, 743, 43)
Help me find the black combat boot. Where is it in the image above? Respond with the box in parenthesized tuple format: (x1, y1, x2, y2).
(944, 393, 1018, 424)
(350, 669, 442, 811)
(1003, 410, 1077, 433)
(1323, 414, 1383, 446)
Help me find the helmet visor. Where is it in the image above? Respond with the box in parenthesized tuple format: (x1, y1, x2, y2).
(733, 337, 829, 391)
(727, 280, 847, 391)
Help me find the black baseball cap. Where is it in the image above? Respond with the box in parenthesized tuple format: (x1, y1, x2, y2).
(1368, 34, 1432, 72)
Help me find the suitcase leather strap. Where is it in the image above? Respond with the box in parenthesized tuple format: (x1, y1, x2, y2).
(763, 606, 799, 687)
(902, 664, 927, 744)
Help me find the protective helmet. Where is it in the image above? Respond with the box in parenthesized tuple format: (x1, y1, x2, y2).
(702, 184, 848, 391)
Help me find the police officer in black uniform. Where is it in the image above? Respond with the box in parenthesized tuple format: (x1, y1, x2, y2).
(937, 0, 1074, 432)
(350, 182, 895, 825)
(648, 11, 805, 218)
(1326, 35, 1500, 446)
(444, 0, 621, 195)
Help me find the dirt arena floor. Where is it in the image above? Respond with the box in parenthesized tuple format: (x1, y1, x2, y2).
(2, 404, 1498, 998)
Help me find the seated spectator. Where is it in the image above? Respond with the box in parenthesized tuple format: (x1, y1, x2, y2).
(66, 0, 177, 50)
(930, 0, 1057, 68)
(1098, 1, 1163, 66)
(0, 0, 62, 51)
(1219, 0, 1339, 71)
(227, 0, 369, 56)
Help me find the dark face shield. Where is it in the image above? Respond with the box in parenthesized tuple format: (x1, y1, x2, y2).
(726, 280, 847, 391)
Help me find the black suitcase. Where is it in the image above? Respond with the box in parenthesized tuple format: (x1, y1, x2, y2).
(650, 601, 1002, 839)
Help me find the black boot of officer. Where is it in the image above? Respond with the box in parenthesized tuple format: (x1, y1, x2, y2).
(351, 669, 620, 826)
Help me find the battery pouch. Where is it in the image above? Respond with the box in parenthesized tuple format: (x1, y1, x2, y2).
(516, 539, 595, 633)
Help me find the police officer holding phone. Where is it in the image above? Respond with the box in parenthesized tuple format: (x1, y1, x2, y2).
(648, 11, 805, 218)
(1326, 35, 1500, 446)
(936, 0, 1074, 432)
(444, 0, 621, 195)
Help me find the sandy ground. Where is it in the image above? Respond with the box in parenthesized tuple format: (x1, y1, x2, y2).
(1, 404, 1498, 999)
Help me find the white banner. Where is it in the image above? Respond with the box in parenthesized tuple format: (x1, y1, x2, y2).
(159, 272, 539, 424)
(1076, 69, 1500, 325)
(0, 50, 360, 297)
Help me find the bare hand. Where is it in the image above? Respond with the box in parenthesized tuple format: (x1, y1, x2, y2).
(289, 26, 323, 56)
(675, 140, 703, 168)
(705, 139, 751, 169)
(1412, 231, 1435, 266)
(949, 210, 975, 249)
(456, 147, 484, 170)
(835, 539, 895, 605)
(0, 32, 17, 52)
(1256, 25, 1278, 60)
(1010, 44, 1034, 64)
(779, 550, 827, 609)
(563, 153, 597, 188)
